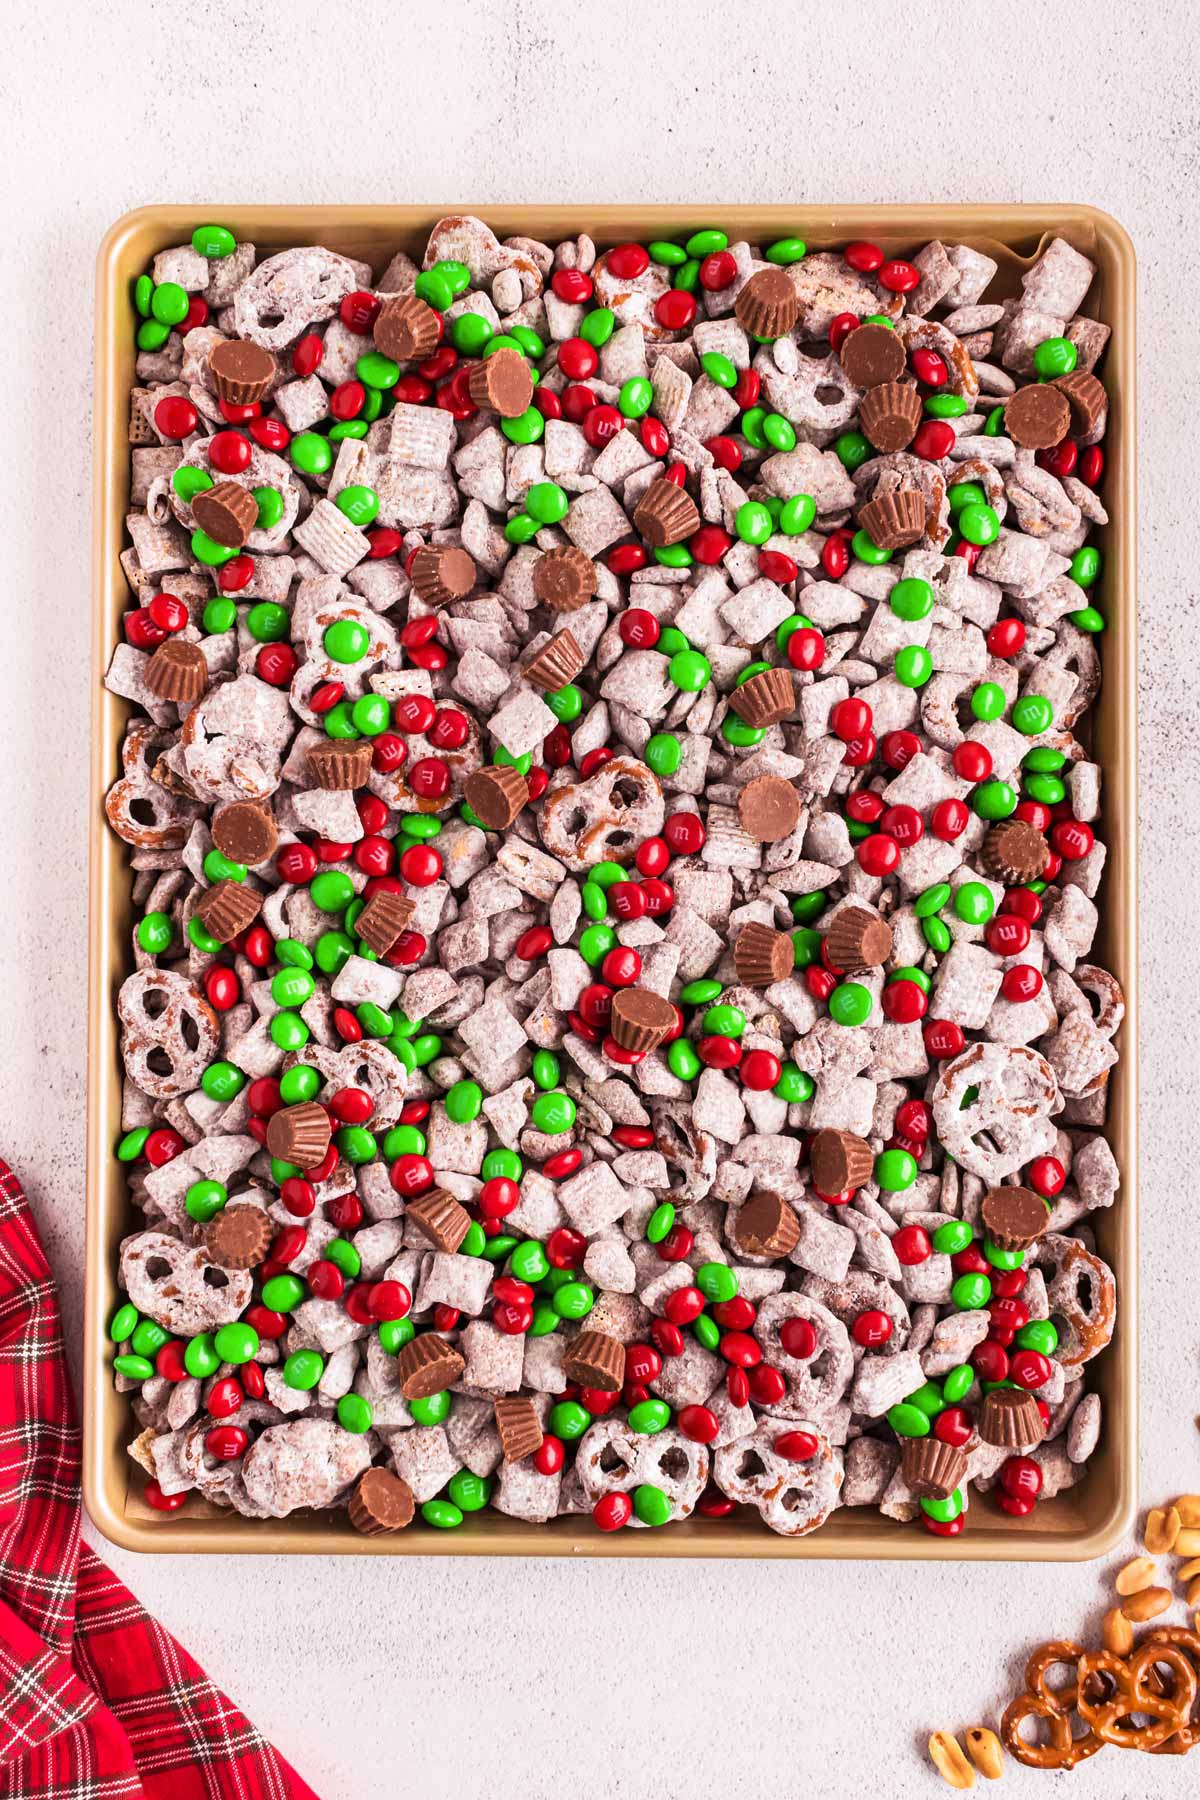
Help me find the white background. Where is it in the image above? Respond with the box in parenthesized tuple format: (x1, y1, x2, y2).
(2, 2, 1197, 1794)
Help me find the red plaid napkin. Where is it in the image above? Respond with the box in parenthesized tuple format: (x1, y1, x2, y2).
(0, 1159, 322, 1799)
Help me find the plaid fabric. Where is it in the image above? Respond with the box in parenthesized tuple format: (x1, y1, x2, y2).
(0, 1159, 322, 1799)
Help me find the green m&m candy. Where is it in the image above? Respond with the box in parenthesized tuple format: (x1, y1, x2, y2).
(954, 881, 995, 925)
(337, 1395, 374, 1435)
(780, 493, 816, 534)
(410, 1390, 452, 1425)
(957, 502, 1000, 547)
(445, 1080, 482, 1123)
(696, 1261, 738, 1304)
(889, 576, 935, 621)
(973, 779, 1018, 821)
(971, 681, 1006, 722)
(184, 1333, 220, 1379)
(835, 430, 871, 471)
(192, 224, 236, 259)
(628, 1399, 671, 1434)
(895, 644, 933, 687)
(421, 1499, 464, 1529)
(774, 1062, 813, 1104)
(549, 1400, 591, 1440)
(109, 1302, 140, 1342)
(887, 1402, 930, 1438)
(448, 1469, 491, 1512)
(700, 351, 738, 388)
(530, 1091, 575, 1135)
(951, 1272, 992, 1310)
(335, 483, 380, 525)
(875, 1149, 917, 1192)
(667, 1038, 700, 1082)
(828, 981, 872, 1027)
(526, 481, 569, 524)
(213, 1322, 259, 1365)
(645, 732, 681, 776)
(278, 1351, 321, 1390)
(942, 1364, 974, 1405)
(323, 619, 369, 663)
(1032, 336, 1077, 379)
(633, 1484, 672, 1527)
(185, 1179, 226, 1223)
(291, 432, 333, 476)
(735, 500, 773, 545)
(646, 1202, 676, 1244)
(1012, 694, 1053, 736)
(137, 911, 174, 953)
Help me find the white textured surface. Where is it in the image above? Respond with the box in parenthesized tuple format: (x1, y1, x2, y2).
(2, 1, 1198, 1794)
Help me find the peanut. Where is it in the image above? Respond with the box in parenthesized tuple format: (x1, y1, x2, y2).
(1174, 1494, 1200, 1527)
(964, 1727, 1004, 1780)
(1173, 1528, 1200, 1557)
(1144, 1506, 1181, 1555)
(1178, 1556, 1200, 1582)
(1115, 1554, 1157, 1595)
(1102, 1605, 1135, 1654)
(929, 1731, 976, 1790)
(1121, 1585, 1173, 1622)
(1185, 1575, 1200, 1608)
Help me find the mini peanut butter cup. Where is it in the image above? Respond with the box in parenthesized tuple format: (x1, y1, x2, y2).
(981, 1185, 1050, 1253)
(839, 321, 907, 389)
(737, 775, 801, 843)
(144, 638, 209, 704)
(212, 800, 278, 866)
(373, 294, 441, 363)
(467, 346, 533, 418)
(265, 1101, 331, 1170)
(810, 1128, 875, 1198)
(405, 1186, 472, 1254)
(563, 1329, 626, 1392)
(202, 1204, 273, 1270)
(355, 888, 415, 957)
(901, 1438, 970, 1501)
(728, 667, 794, 728)
(464, 764, 530, 829)
(191, 480, 259, 549)
(858, 381, 922, 453)
(397, 1332, 465, 1400)
(531, 545, 597, 612)
(734, 1190, 800, 1259)
(824, 904, 893, 971)
(632, 477, 701, 548)
(1052, 369, 1107, 435)
(979, 1387, 1045, 1449)
(523, 629, 584, 692)
(409, 544, 477, 608)
(195, 879, 262, 945)
(858, 486, 926, 550)
(981, 818, 1050, 884)
(1004, 382, 1072, 451)
(494, 1395, 544, 1463)
(305, 738, 374, 791)
(348, 1467, 415, 1535)
(610, 986, 677, 1054)
(733, 921, 793, 987)
(207, 337, 276, 405)
(734, 266, 800, 340)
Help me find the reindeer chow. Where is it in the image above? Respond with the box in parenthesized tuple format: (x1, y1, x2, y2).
(105, 218, 1119, 1538)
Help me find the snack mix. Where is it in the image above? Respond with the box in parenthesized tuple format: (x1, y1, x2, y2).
(104, 216, 1120, 1537)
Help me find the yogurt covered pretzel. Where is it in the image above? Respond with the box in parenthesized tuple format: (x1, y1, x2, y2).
(104, 217, 1120, 1538)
